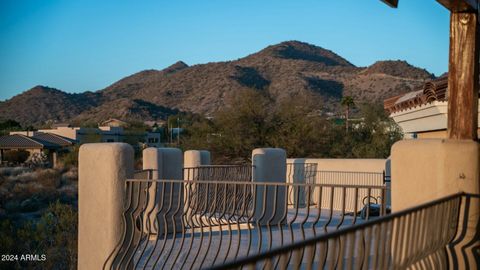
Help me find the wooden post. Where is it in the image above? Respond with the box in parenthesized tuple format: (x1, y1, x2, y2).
(447, 11, 479, 140)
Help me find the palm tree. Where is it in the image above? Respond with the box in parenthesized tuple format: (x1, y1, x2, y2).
(341, 96, 355, 132)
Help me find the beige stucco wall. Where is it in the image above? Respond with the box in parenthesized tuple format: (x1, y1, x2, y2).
(183, 150, 210, 226)
(287, 158, 386, 174)
(39, 127, 80, 140)
(391, 139, 479, 210)
(184, 150, 211, 168)
(416, 130, 447, 139)
(390, 101, 449, 134)
(78, 143, 134, 270)
(143, 148, 183, 234)
(415, 129, 480, 139)
(9, 131, 40, 136)
(252, 148, 286, 225)
(287, 158, 387, 212)
(391, 139, 479, 268)
(39, 126, 125, 143)
(389, 100, 480, 139)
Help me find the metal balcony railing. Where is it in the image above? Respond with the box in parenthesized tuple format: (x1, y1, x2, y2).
(183, 165, 253, 182)
(316, 170, 385, 186)
(285, 163, 387, 186)
(210, 193, 480, 270)
(104, 178, 388, 270)
(286, 164, 388, 211)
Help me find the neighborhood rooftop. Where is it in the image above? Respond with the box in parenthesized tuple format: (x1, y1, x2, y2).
(384, 75, 448, 114)
(31, 132, 75, 147)
(0, 134, 63, 149)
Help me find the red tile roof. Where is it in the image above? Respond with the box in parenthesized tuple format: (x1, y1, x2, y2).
(384, 76, 448, 114)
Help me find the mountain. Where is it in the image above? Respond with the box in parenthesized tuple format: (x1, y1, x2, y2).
(361, 60, 434, 79)
(0, 86, 101, 126)
(0, 41, 434, 126)
(71, 98, 179, 124)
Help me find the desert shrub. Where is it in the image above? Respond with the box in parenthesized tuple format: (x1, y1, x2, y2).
(11, 182, 44, 198)
(35, 169, 61, 189)
(60, 167, 78, 184)
(0, 220, 17, 254)
(0, 120, 22, 136)
(0, 119, 21, 130)
(26, 152, 48, 167)
(58, 146, 79, 167)
(0, 168, 72, 213)
(0, 202, 78, 270)
(6, 170, 39, 183)
(3, 200, 21, 213)
(0, 167, 31, 177)
(182, 90, 402, 161)
(3, 150, 30, 164)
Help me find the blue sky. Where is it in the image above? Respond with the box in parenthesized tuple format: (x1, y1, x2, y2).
(0, 0, 449, 101)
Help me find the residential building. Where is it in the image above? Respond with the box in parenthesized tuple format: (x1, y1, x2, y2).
(383, 75, 480, 139)
(0, 133, 74, 167)
(100, 118, 128, 128)
(144, 131, 162, 148)
(37, 126, 124, 143)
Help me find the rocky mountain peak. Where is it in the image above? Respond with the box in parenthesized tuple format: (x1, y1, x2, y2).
(163, 61, 189, 74)
(362, 60, 434, 80)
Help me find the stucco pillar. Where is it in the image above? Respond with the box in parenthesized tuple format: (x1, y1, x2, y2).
(78, 143, 134, 270)
(252, 148, 286, 225)
(183, 150, 210, 226)
(391, 139, 479, 268)
(288, 162, 309, 208)
(142, 147, 183, 235)
(184, 150, 211, 180)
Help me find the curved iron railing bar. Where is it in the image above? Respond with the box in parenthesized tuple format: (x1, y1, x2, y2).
(103, 180, 134, 270)
(143, 181, 166, 268)
(207, 193, 471, 270)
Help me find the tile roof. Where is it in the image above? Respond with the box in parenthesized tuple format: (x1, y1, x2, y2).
(0, 134, 62, 149)
(31, 132, 75, 147)
(384, 76, 448, 114)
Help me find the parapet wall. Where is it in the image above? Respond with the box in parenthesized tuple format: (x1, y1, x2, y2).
(286, 158, 388, 212)
(287, 158, 386, 173)
(391, 139, 480, 269)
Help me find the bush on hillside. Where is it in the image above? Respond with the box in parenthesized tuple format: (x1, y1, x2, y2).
(181, 90, 402, 162)
(0, 201, 78, 270)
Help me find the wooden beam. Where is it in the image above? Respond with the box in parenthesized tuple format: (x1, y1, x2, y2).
(381, 0, 399, 8)
(447, 11, 479, 139)
(437, 0, 478, 12)
(381, 0, 480, 12)
(381, 0, 479, 12)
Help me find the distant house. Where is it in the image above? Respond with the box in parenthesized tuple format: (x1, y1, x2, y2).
(383, 75, 480, 139)
(141, 122, 165, 147)
(144, 131, 162, 147)
(100, 118, 128, 128)
(0, 133, 73, 167)
(96, 126, 124, 143)
(36, 127, 81, 141)
(31, 132, 75, 147)
(6, 119, 168, 159)
(8, 131, 75, 147)
(51, 122, 71, 128)
(37, 126, 124, 143)
(170, 127, 184, 137)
